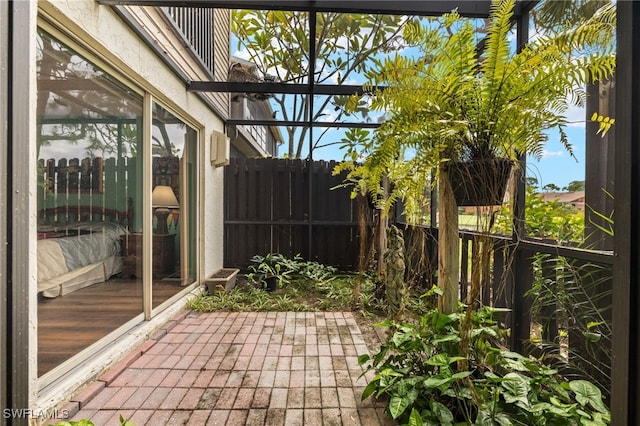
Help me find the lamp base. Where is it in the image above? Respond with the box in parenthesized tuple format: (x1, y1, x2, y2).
(155, 208, 170, 234)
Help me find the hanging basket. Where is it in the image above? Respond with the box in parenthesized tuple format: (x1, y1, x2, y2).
(446, 158, 513, 206)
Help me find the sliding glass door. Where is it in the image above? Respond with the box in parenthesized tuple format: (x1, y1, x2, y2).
(36, 28, 198, 381)
(151, 103, 197, 308)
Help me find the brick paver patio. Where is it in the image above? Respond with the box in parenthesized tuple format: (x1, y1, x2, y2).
(65, 311, 393, 425)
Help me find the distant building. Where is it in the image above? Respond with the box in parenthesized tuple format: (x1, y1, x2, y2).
(540, 191, 586, 211)
(228, 56, 284, 158)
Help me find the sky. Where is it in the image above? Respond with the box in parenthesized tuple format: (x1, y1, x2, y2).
(304, 122, 587, 190)
(231, 12, 597, 192)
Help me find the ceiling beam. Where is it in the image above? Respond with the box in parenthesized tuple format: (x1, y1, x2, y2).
(97, 0, 536, 18)
(188, 81, 372, 96)
(227, 118, 380, 128)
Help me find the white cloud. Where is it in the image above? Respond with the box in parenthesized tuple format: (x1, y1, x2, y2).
(566, 108, 587, 128)
(541, 149, 565, 158)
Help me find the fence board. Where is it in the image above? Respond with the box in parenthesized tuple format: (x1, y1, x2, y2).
(224, 158, 370, 270)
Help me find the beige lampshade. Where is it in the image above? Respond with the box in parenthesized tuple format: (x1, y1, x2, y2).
(152, 185, 179, 208)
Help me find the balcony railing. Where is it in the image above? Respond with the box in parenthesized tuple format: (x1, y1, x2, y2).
(163, 7, 215, 76)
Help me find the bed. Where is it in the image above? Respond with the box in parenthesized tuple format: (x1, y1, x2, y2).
(37, 202, 132, 298)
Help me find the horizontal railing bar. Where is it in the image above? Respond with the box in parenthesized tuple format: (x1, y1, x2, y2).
(516, 239, 614, 264)
(455, 229, 614, 264)
(225, 220, 361, 226)
(189, 81, 373, 95)
(97, 1, 517, 18)
(227, 119, 381, 129)
(408, 225, 614, 264)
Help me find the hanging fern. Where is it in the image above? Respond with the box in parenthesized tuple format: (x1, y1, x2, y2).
(339, 0, 615, 223)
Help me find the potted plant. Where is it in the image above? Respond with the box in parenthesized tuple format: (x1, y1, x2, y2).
(246, 253, 292, 292)
(345, 0, 614, 205)
(338, 0, 615, 312)
(204, 267, 240, 293)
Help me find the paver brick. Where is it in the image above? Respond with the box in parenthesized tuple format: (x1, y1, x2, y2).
(127, 409, 153, 425)
(120, 387, 154, 409)
(304, 387, 322, 408)
(258, 370, 276, 387)
(225, 370, 246, 387)
(241, 370, 261, 388)
(66, 312, 386, 426)
(178, 387, 205, 410)
(246, 408, 268, 424)
(303, 408, 323, 426)
(289, 369, 305, 389)
(103, 387, 136, 409)
(265, 408, 286, 426)
(251, 387, 272, 408)
(188, 410, 211, 425)
(291, 356, 305, 370)
(166, 409, 191, 425)
(273, 370, 290, 388)
(269, 388, 288, 408)
(322, 408, 343, 426)
(158, 387, 188, 410)
(214, 387, 238, 409)
(287, 388, 305, 408)
(209, 371, 230, 387)
(337, 387, 358, 408)
(340, 408, 362, 426)
(140, 387, 172, 409)
(284, 408, 304, 426)
(321, 387, 340, 408)
(205, 409, 231, 425)
(234, 388, 255, 409)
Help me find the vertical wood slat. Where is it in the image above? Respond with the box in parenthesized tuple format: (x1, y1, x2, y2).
(492, 244, 507, 308)
(224, 158, 371, 270)
(460, 236, 470, 301)
(481, 241, 491, 306)
(539, 256, 558, 343)
(92, 157, 104, 192)
(56, 158, 68, 196)
(511, 249, 534, 354)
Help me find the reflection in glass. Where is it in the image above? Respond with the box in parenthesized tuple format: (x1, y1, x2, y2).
(36, 29, 144, 378)
(151, 103, 197, 308)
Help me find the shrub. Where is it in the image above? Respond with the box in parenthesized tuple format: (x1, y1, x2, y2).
(359, 303, 610, 425)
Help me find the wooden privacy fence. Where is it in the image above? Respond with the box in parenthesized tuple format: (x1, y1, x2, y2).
(454, 229, 613, 396)
(224, 157, 374, 270)
(38, 157, 136, 226)
(224, 158, 613, 393)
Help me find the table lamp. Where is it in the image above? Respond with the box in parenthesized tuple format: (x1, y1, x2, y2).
(152, 185, 179, 234)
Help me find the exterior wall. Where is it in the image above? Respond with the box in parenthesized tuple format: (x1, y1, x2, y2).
(213, 9, 231, 115)
(32, 0, 225, 411)
(123, 6, 230, 119)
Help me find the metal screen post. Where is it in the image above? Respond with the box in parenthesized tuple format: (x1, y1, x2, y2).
(612, 1, 640, 423)
(6, 0, 34, 424)
(1, 1, 9, 422)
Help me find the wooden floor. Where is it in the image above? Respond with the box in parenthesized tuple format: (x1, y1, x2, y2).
(38, 278, 185, 376)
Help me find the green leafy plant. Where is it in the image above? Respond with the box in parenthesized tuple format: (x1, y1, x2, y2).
(359, 302, 610, 425)
(337, 0, 615, 218)
(246, 253, 294, 289)
(190, 256, 381, 313)
(494, 184, 585, 242)
(527, 253, 612, 400)
(335, 0, 615, 315)
(55, 416, 134, 426)
(232, 10, 406, 159)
